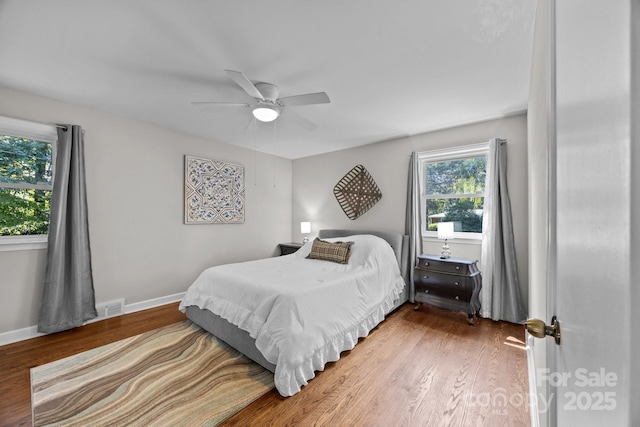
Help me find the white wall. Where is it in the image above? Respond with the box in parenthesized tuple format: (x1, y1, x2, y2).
(0, 87, 292, 333)
(526, 2, 551, 425)
(292, 114, 529, 309)
(632, 1, 640, 421)
(528, 0, 550, 323)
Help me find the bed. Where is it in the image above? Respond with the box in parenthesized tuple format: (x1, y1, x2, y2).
(179, 229, 409, 396)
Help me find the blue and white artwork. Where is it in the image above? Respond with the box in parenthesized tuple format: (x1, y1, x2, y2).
(184, 156, 245, 224)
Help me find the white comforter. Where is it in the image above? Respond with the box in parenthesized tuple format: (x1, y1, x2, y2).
(179, 234, 405, 396)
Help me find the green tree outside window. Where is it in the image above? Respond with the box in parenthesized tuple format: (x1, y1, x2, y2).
(424, 157, 486, 233)
(0, 135, 53, 236)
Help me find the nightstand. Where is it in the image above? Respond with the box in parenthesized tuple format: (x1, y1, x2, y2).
(414, 254, 482, 324)
(278, 242, 303, 256)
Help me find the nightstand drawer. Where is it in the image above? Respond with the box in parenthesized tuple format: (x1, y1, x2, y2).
(417, 256, 475, 275)
(414, 270, 470, 290)
(415, 280, 469, 302)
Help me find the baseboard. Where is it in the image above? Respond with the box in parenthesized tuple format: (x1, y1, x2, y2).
(124, 292, 185, 315)
(0, 292, 185, 347)
(0, 325, 45, 347)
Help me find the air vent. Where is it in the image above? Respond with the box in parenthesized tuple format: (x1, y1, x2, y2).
(90, 298, 125, 323)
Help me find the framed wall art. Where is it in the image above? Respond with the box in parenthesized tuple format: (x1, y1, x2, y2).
(184, 156, 245, 224)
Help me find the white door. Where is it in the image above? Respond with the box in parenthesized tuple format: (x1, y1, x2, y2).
(529, 1, 636, 425)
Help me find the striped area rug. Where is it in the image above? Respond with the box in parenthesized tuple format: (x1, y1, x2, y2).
(31, 321, 274, 426)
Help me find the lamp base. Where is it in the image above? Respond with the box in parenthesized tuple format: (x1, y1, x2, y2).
(440, 240, 451, 259)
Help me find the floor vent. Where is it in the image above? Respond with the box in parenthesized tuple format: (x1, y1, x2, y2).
(91, 298, 125, 323)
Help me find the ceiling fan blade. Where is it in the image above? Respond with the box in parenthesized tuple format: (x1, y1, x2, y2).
(278, 92, 330, 107)
(191, 101, 250, 107)
(224, 69, 265, 99)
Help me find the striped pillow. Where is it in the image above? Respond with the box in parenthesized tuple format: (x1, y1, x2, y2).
(307, 238, 354, 264)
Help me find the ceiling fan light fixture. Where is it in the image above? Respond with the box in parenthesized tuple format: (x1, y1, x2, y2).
(252, 106, 280, 122)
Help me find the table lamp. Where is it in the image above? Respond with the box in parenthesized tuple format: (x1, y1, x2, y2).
(437, 222, 454, 259)
(300, 222, 311, 244)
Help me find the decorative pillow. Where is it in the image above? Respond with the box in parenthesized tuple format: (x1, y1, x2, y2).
(307, 238, 354, 264)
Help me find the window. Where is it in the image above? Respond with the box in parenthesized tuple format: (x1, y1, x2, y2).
(0, 116, 57, 248)
(419, 142, 489, 239)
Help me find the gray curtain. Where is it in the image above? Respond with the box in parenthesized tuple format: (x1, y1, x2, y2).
(405, 151, 423, 303)
(38, 125, 96, 333)
(480, 139, 526, 323)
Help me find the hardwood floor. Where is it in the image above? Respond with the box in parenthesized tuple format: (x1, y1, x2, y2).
(0, 303, 187, 427)
(0, 302, 528, 427)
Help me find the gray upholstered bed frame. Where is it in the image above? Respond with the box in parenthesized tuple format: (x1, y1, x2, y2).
(184, 229, 410, 373)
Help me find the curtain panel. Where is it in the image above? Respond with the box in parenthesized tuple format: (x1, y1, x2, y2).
(405, 151, 423, 302)
(38, 125, 96, 333)
(480, 138, 526, 323)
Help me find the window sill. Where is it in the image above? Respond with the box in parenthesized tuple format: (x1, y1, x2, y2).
(0, 235, 48, 252)
(422, 236, 482, 246)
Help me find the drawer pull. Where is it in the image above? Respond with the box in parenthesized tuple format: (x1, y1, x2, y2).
(454, 281, 459, 286)
(425, 262, 430, 266)
(455, 266, 460, 271)
(455, 296, 460, 300)
(423, 276, 429, 280)
(425, 290, 429, 294)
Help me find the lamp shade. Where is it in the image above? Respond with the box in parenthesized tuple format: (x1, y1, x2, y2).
(300, 222, 311, 234)
(252, 106, 280, 122)
(437, 222, 455, 240)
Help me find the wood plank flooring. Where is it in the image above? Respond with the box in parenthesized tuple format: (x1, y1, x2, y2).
(0, 302, 528, 427)
(0, 303, 188, 427)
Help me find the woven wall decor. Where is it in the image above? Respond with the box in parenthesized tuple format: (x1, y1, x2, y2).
(184, 156, 245, 224)
(333, 164, 382, 220)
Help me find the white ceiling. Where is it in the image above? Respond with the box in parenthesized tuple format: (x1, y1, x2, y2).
(0, 1, 536, 159)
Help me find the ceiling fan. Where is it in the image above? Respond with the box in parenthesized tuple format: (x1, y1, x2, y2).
(192, 70, 330, 127)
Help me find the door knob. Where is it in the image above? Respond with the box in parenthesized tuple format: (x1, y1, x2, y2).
(525, 316, 561, 345)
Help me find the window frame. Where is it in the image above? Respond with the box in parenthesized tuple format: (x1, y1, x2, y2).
(418, 142, 489, 241)
(0, 116, 57, 251)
